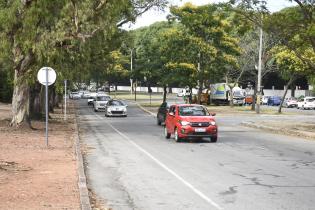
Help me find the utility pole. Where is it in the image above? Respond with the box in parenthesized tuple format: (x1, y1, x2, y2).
(256, 16, 263, 114)
(197, 52, 202, 104)
(130, 49, 133, 95)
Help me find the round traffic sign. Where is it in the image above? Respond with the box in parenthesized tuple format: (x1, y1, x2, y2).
(37, 67, 56, 86)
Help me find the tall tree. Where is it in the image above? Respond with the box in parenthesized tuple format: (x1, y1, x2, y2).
(0, 0, 167, 126)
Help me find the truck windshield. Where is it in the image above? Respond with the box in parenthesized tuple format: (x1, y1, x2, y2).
(179, 106, 209, 116)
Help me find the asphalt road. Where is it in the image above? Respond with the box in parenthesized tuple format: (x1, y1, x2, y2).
(77, 99, 315, 210)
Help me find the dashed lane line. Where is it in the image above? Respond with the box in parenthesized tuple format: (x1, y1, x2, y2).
(91, 111, 223, 210)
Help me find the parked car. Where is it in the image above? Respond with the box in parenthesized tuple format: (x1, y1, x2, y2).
(244, 95, 253, 105)
(283, 97, 298, 108)
(297, 97, 315, 110)
(105, 86, 115, 92)
(156, 102, 175, 125)
(70, 91, 81, 100)
(93, 95, 111, 112)
(164, 104, 217, 142)
(261, 96, 270, 105)
(267, 96, 281, 106)
(105, 100, 127, 117)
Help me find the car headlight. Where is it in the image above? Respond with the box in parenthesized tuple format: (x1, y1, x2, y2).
(180, 121, 190, 126)
(210, 121, 216, 126)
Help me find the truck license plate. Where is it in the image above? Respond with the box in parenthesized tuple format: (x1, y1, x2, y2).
(195, 128, 206, 132)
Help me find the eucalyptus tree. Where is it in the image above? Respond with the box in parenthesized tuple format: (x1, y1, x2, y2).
(0, 0, 167, 126)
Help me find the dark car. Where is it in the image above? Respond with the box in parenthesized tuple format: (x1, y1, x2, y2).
(157, 102, 175, 125)
(267, 96, 281, 106)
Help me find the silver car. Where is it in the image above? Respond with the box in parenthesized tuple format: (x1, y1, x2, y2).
(105, 100, 127, 117)
(93, 95, 111, 112)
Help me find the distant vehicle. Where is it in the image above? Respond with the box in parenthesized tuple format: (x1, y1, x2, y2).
(82, 91, 91, 99)
(177, 89, 191, 97)
(267, 96, 281, 106)
(297, 97, 315, 110)
(104, 86, 115, 92)
(210, 83, 245, 105)
(164, 104, 218, 142)
(261, 96, 270, 105)
(244, 95, 253, 105)
(78, 91, 84, 98)
(283, 97, 298, 108)
(70, 91, 81, 100)
(156, 102, 175, 125)
(93, 95, 111, 112)
(105, 100, 128, 117)
(87, 92, 97, 106)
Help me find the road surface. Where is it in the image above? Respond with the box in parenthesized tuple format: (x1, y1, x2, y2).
(77, 100, 315, 210)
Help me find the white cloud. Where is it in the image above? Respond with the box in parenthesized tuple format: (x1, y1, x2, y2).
(122, 0, 296, 30)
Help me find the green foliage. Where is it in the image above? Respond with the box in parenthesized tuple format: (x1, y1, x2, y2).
(272, 45, 314, 79)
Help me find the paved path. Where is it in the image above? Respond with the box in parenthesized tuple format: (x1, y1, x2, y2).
(77, 100, 315, 210)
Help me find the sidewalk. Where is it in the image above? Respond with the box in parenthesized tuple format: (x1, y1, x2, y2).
(0, 102, 80, 209)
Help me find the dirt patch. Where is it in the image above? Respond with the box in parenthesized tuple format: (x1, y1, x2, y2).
(0, 102, 80, 209)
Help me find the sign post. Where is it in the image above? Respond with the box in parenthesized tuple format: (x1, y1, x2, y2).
(37, 67, 56, 147)
(64, 80, 67, 121)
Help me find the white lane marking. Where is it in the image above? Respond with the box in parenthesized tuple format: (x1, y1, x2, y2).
(92, 112, 223, 210)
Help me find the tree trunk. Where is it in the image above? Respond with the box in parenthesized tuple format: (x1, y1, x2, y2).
(49, 86, 55, 113)
(10, 71, 30, 126)
(10, 49, 34, 127)
(251, 88, 257, 111)
(29, 83, 43, 120)
(278, 77, 295, 113)
(229, 89, 234, 107)
(163, 85, 167, 103)
(197, 80, 203, 104)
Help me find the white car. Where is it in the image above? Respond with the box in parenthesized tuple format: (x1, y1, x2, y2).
(82, 91, 91, 99)
(261, 96, 270, 105)
(297, 97, 315, 110)
(93, 95, 111, 112)
(70, 91, 81, 100)
(283, 97, 298, 108)
(105, 100, 127, 117)
(87, 92, 97, 105)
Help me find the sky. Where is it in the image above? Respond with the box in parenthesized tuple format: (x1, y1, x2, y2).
(123, 0, 296, 30)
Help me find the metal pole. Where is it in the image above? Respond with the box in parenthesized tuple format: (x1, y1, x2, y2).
(256, 22, 263, 114)
(135, 80, 137, 101)
(45, 68, 49, 147)
(130, 49, 133, 95)
(64, 80, 67, 121)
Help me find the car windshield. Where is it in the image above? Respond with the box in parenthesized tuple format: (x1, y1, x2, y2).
(97, 96, 110, 101)
(108, 100, 124, 106)
(179, 106, 209, 116)
(306, 98, 315, 102)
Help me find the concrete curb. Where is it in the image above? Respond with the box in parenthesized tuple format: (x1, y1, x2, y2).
(126, 100, 156, 117)
(74, 107, 92, 210)
(241, 121, 315, 140)
(137, 103, 156, 117)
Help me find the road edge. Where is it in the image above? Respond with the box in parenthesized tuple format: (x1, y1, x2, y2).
(241, 121, 315, 140)
(126, 100, 156, 117)
(74, 105, 92, 210)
